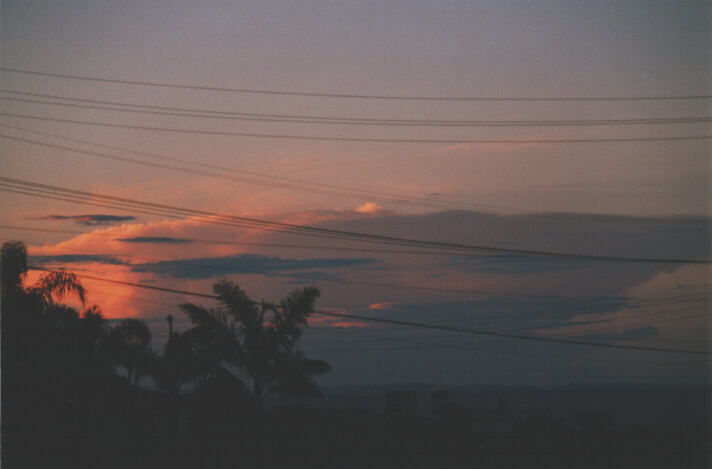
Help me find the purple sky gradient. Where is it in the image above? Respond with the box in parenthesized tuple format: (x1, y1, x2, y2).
(1, 0, 710, 386)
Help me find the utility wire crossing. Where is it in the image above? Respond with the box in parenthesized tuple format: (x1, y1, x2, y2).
(16, 234, 711, 306)
(2, 112, 710, 144)
(3, 67, 711, 101)
(3, 176, 710, 264)
(26, 266, 712, 356)
(6, 123, 707, 222)
(3, 92, 711, 127)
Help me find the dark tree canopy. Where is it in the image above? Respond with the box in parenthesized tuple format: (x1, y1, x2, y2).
(108, 318, 154, 385)
(180, 279, 331, 408)
(152, 318, 201, 395)
(1, 241, 28, 298)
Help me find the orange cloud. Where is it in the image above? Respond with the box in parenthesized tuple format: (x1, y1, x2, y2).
(28, 216, 255, 262)
(329, 320, 372, 328)
(24, 259, 142, 318)
(308, 309, 374, 329)
(356, 202, 384, 214)
(368, 302, 393, 311)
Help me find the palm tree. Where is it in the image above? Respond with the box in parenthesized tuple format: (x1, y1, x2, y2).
(152, 315, 201, 395)
(2, 241, 92, 466)
(1, 241, 28, 303)
(1, 240, 85, 313)
(75, 305, 113, 372)
(2, 241, 87, 379)
(180, 280, 331, 410)
(108, 318, 154, 385)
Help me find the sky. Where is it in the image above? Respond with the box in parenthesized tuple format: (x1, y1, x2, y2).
(1, 0, 710, 387)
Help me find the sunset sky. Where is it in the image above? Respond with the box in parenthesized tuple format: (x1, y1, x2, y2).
(1, 0, 710, 387)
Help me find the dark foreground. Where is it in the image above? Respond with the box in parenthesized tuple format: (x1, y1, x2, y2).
(4, 378, 710, 469)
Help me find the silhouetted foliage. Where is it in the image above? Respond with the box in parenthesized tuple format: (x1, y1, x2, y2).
(108, 318, 155, 385)
(152, 317, 201, 395)
(1, 241, 116, 467)
(3, 241, 710, 469)
(1, 240, 27, 299)
(180, 280, 331, 410)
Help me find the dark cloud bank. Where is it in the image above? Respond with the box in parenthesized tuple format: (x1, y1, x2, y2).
(116, 236, 192, 244)
(36, 214, 136, 226)
(30, 252, 378, 280)
(131, 254, 378, 279)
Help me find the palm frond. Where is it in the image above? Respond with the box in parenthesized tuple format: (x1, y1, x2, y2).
(213, 280, 259, 324)
(32, 271, 86, 305)
(180, 302, 225, 329)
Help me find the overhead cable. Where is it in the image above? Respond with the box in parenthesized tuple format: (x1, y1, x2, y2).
(1, 112, 710, 144)
(2, 67, 710, 102)
(23, 265, 712, 356)
(2, 93, 710, 127)
(3, 176, 710, 264)
(6, 124, 708, 222)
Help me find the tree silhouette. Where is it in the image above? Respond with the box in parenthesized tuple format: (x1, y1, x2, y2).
(180, 280, 331, 410)
(73, 305, 114, 374)
(1, 240, 28, 302)
(108, 318, 154, 385)
(152, 315, 201, 395)
(1, 241, 110, 467)
(2, 241, 87, 382)
(1, 240, 85, 311)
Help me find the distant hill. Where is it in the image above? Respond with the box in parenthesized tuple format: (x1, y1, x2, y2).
(272, 383, 712, 424)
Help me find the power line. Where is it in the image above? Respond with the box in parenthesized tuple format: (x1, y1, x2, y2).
(340, 297, 712, 343)
(16, 241, 707, 359)
(303, 326, 709, 365)
(7, 123, 707, 222)
(34, 268, 218, 300)
(6, 227, 711, 304)
(16, 241, 709, 350)
(23, 265, 712, 356)
(2, 176, 710, 264)
(9, 243, 709, 354)
(81, 285, 706, 369)
(2, 112, 710, 144)
(20, 239, 501, 298)
(3, 67, 711, 102)
(15, 230, 705, 312)
(21, 237, 710, 304)
(86, 287, 705, 366)
(420, 296, 712, 332)
(5, 177, 711, 264)
(0, 225, 468, 257)
(23, 252, 710, 354)
(310, 310, 711, 356)
(306, 318, 712, 351)
(0, 129, 504, 213)
(3, 92, 711, 127)
(5, 184, 711, 280)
